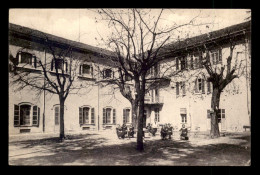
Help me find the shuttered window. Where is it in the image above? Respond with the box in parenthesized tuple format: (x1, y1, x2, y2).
(176, 58, 179, 71)
(103, 108, 106, 124)
(123, 108, 130, 124)
(13, 104, 40, 127)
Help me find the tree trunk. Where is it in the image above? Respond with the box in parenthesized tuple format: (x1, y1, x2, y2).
(59, 97, 66, 141)
(136, 73, 146, 151)
(210, 87, 221, 138)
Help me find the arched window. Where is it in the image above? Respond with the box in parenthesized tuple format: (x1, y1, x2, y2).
(79, 106, 95, 125)
(103, 107, 116, 124)
(13, 103, 40, 127)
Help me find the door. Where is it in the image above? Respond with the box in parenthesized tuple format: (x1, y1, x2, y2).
(54, 106, 60, 132)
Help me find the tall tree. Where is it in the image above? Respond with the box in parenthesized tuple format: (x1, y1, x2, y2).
(94, 9, 202, 151)
(202, 25, 251, 138)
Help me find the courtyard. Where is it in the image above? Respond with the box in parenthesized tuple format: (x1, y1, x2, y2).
(9, 131, 251, 166)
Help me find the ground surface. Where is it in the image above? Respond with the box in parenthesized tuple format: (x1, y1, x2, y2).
(9, 131, 251, 166)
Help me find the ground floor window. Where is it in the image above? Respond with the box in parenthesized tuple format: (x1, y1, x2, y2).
(123, 108, 130, 124)
(180, 108, 187, 123)
(217, 109, 225, 123)
(103, 107, 116, 124)
(79, 106, 95, 125)
(13, 103, 40, 127)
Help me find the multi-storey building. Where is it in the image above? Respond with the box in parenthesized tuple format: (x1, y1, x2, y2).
(8, 20, 251, 136)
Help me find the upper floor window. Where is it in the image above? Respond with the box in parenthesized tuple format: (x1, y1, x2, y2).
(79, 63, 93, 77)
(17, 51, 37, 68)
(195, 78, 205, 94)
(210, 50, 222, 65)
(180, 57, 187, 70)
(51, 58, 68, 73)
(103, 68, 113, 79)
(13, 103, 40, 127)
(176, 81, 186, 97)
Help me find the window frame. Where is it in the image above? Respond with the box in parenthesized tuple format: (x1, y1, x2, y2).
(155, 108, 160, 123)
(79, 105, 95, 125)
(195, 77, 205, 94)
(17, 51, 38, 69)
(103, 68, 114, 79)
(79, 63, 94, 77)
(51, 58, 68, 74)
(103, 107, 115, 125)
(13, 102, 40, 127)
(123, 108, 131, 124)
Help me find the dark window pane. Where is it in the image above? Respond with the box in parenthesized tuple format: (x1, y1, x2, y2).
(21, 52, 32, 64)
(82, 64, 91, 74)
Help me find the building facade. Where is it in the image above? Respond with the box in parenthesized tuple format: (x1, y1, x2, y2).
(9, 21, 251, 136)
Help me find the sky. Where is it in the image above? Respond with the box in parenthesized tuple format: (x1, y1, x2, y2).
(9, 9, 250, 49)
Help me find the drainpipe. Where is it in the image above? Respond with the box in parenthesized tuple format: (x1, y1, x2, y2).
(43, 49, 46, 132)
(97, 66, 100, 131)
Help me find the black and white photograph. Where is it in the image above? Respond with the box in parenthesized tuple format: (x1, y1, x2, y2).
(8, 8, 251, 166)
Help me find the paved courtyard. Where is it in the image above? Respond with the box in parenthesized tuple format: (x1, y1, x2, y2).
(9, 130, 251, 166)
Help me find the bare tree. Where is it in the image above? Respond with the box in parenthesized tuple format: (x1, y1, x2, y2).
(93, 9, 203, 151)
(201, 23, 251, 138)
(9, 32, 92, 141)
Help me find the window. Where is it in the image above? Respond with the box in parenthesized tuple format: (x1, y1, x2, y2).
(207, 110, 211, 119)
(103, 69, 113, 79)
(180, 57, 187, 70)
(195, 78, 205, 94)
(180, 108, 187, 123)
(13, 103, 40, 127)
(190, 56, 194, 69)
(193, 56, 199, 69)
(17, 51, 37, 68)
(51, 58, 68, 73)
(181, 114, 187, 123)
(155, 108, 160, 123)
(79, 106, 95, 125)
(79, 63, 93, 77)
(217, 109, 225, 123)
(176, 82, 185, 97)
(123, 108, 130, 124)
(103, 108, 114, 124)
(210, 50, 222, 65)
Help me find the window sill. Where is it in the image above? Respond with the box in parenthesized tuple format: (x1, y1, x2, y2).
(78, 75, 96, 81)
(14, 125, 38, 127)
(102, 124, 116, 125)
(80, 123, 95, 126)
(16, 65, 42, 73)
(49, 71, 69, 76)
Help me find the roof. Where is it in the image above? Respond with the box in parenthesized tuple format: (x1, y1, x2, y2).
(159, 20, 251, 56)
(9, 23, 117, 58)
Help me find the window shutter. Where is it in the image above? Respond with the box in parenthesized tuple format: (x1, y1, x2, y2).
(79, 65, 82, 75)
(91, 66, 94, 77)
(14, 105, 20, 127)
(207, 81, 211, 94)
(51, 59, 54, 71)
(207, 110, 211, 118)
(91, 108, 95, 124)
(103, 108, 106, 124)
(123, 109, 126, 124)
(32, 105, 38, 126)
(113, 109, 116, 124)
(219, 49, 222, 63)
(79, 107, 83, 124)
(182, 82, 186, 96)
(202, 79, 205, 94)
(33, 56, 37, 68)
(176, 82, 179, 96)
(195, 80, 198, 93)
(65, 62, 68, 73)
(190, 56, 193, 69)
(176, 58, 179, 71)
(222, 109, 225, 118)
